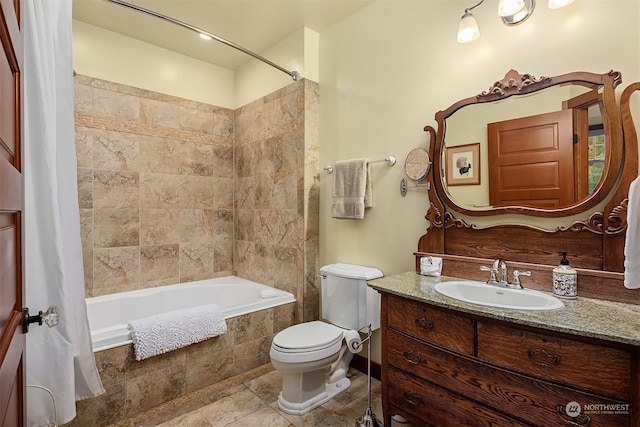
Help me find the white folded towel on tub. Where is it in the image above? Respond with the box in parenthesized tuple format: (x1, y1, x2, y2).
(128, 304, 227, 361)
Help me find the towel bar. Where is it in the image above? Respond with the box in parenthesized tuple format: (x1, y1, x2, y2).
(324, 155, 396, 174)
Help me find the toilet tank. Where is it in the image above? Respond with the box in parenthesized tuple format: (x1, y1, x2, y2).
(320, 263, 383, 331)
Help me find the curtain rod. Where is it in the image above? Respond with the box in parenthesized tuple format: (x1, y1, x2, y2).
(103, 0, 299, 81)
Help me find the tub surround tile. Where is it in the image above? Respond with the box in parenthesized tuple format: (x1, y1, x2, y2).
(79, 209, 94, 296)
(212, 146, 233, 178)
(93, 131, 140, 171)
(179, 176, 214, 209)
(93, 247, 139, 295)
(77, 168, 93, 209)
(139, 173, 180, 209)
(94, 345, 129, 387)
(255, 172, 297, 210)
(73, 76, 322, 426)
(93, 87, 141, 122)
(273, 302, 297, 334)
(94, 209, 139, 248)
(233, 336, 272, 374)
(179, 242, 214, 282)
(184, 336, 235, 394)
(179, 209, 214, 244)
(73, 82, 94, 115)
(138, 135, 181, 174)
(125, 364, 186, 416)
(255, 209, 300, 248)
(213, 177, 234, 210)
(139, 209, 179, 246)
(93, 170, 139, 209)
(180, 141, 215, 176)
(140, 244, 180, 284)
(229, 309, 274, 345)
(68, 381, 127, 427)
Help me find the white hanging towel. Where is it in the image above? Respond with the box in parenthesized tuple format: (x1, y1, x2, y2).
(625, 176, 640, 289)
(128, 304, 227, 361)
(331, 158, 372, 219)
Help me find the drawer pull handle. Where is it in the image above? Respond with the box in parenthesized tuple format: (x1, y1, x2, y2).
(402, 351, 422, 365)
(556, 405, 591, 426)
(402, 390, 423, 406)
(415, 317, 433, 331)
(527, 349, 561, 368)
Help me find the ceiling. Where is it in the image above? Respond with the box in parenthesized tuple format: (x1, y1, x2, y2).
(72, 0, 374, 70)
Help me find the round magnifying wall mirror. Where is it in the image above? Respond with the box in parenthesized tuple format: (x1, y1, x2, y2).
(405, 148, 431, 181)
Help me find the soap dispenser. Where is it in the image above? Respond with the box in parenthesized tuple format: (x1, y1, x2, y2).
(552, 252, 577, 299)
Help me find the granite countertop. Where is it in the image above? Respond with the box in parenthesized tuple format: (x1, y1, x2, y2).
(368, 271, 640, 347)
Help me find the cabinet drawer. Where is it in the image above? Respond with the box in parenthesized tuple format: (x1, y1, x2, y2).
(386, 329, 631, 427)
(388, 367, 527, 427)
(386, 294, 474, 355)
(477, 322, 631, 400)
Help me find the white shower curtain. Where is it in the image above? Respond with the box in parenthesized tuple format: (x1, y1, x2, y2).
(24, 0, 105, 425)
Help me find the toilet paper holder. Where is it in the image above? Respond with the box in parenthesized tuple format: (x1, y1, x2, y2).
(353, 324, 383, 427)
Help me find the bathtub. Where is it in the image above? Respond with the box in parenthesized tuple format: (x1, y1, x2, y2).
(86, 276, 296, 352)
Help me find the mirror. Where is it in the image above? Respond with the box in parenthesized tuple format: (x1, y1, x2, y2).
(431, 69, 623, 217)
(405, 148, 431, 181)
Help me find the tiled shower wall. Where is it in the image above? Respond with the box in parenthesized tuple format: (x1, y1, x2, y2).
(69, 77, 319, 425)
(233, 80, 320, 322)
(73, 75, 320, 317)
(74, 75, 235, 297)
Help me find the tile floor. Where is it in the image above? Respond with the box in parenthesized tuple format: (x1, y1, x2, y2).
(108, 365, 414, 427)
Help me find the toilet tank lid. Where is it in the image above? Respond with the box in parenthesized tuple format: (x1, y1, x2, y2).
(320, 263, 383, 280)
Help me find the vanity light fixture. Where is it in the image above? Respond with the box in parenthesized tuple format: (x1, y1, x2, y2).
(458, 0, 575, 43)
(457, 0, 483, 44)
(501, 0, 535, 26)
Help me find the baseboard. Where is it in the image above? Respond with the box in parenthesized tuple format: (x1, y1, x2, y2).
(350, 354, 381, 381)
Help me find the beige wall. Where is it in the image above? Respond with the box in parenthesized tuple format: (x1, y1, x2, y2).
(319, 0, 640, 277)
(73, 22, 319, 109)
(73, 20, 236, 108)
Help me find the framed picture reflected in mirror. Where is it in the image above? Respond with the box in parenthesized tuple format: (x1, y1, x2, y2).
(446, 143, 480, 186)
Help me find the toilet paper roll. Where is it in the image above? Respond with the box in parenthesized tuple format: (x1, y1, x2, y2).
(345, 330, 362, 353)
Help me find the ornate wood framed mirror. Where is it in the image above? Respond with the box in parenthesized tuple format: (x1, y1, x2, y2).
(416, 70, 639, 303)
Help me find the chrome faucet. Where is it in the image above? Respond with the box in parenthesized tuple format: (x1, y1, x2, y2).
(480, 259, 531, 289)
(480, 259, 503, 285)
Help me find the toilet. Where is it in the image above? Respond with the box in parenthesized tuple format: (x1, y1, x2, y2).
(270, 263, 383, 415)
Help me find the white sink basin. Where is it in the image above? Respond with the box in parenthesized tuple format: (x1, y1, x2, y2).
(434, 280, 563, 311)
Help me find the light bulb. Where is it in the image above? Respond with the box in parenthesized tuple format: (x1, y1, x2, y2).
(497, 0, 525, 16)
(199, 33, 212, 40)
(457, 11, 480, 43)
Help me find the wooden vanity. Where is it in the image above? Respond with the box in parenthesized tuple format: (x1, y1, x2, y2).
(370, 273, 640, 426)
(376, 70, 640, 426)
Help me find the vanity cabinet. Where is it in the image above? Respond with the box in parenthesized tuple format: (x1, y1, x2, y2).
(381, 293, 638, 427)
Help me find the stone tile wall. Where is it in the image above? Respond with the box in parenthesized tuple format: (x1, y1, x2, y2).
(70, 76, 320, 425)
(67, 303, 296, 426)
(74, 75, 235, 297)
(233, 79, 320, 322)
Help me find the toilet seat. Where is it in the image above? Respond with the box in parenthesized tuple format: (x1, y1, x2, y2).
(271, 321, 344, 363)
